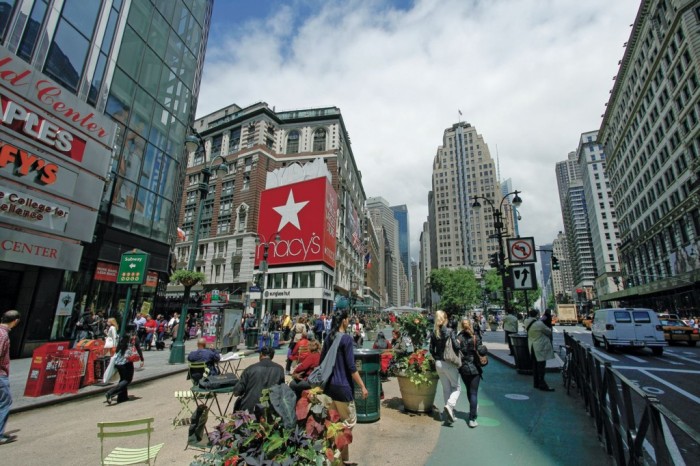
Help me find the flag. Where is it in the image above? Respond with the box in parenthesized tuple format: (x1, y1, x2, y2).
(458, 109, 462, 116)
(177, 227, 186, 241)
(364, 252, 372, 269)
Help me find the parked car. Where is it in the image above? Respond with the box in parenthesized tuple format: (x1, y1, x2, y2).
(659, 319, 699, 347)
(592, 308, 666, 355)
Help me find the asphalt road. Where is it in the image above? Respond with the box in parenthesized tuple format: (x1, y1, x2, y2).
(554, 324, 700, 455)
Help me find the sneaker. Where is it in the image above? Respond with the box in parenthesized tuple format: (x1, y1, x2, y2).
(468, 420, 478, 428)
(0, 435, 17, 445)
(444, 404, 455, 423)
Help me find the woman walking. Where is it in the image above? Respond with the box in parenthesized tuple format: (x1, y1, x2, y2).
(429, 310, 461, 425)
(321, 310, 368, 465)
(104, 318, 118, 356)
(104, 327, 143, 405)
(456, 318, 484, 427)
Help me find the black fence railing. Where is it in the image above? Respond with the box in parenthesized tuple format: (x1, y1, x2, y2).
(563, 331, 700, 465)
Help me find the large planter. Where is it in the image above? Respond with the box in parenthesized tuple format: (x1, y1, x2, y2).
(397, 374, 439, 413)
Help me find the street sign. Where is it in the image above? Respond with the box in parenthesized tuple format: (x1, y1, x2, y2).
(507, 237, 537, 263)
(509, 264, 537, 290)
(116, 250, 150, 284)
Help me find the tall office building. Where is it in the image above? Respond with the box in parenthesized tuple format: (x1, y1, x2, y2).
(429, 122, 506, 271)
(419, 220, 432, 308)
(367, 197, 401, 306)
(576, 130, 621, 302)
(598, 0, 700, 313)
(0, 0, 212, 357)
(551, 231, 573, 302)
(174, 102, 366, 316)
(390, 204, 410, 301)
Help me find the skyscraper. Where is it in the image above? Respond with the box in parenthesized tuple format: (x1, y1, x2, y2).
(367, 197, 401, 306)
(428, 122, 506, 271)
(390, 204, 411, 302)
(0, 0, 213, 357)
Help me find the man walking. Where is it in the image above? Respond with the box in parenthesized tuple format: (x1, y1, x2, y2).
(0, 310, 20, 445)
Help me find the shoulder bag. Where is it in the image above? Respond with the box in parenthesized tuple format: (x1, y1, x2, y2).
(473, 334, 488, 366)
(307, 334, 343, 389)
(443, 332, 462, 366)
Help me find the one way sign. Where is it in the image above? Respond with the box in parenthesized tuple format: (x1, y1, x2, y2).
(508, 264, 537, 290)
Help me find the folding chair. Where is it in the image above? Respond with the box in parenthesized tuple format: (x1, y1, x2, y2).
(97, 417, 164, 465)
(172, 363, 209, 428)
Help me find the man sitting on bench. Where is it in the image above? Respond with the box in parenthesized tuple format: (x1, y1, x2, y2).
(187, 338, 221, 376)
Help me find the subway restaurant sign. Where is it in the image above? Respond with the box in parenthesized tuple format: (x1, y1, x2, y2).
(117, 251, 150, 284)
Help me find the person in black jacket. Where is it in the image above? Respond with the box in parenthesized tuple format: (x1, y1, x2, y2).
(456, 318, 484, 428)
(429, 310, 461, 425)
(232, 346, 285, 413)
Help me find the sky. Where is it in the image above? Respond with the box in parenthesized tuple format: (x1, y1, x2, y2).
(197, 0, 642, 261)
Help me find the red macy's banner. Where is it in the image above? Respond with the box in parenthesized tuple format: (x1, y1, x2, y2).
(256, 176, 337, 268)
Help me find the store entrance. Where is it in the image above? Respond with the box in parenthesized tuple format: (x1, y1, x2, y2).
(0, 269, 23, 357)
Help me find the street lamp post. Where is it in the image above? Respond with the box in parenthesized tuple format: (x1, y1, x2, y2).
(169, 131, 228, 364)
(255, 233, 280, 325)
(471, 190, 523, 314)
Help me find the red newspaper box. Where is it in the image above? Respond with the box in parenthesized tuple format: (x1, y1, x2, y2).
(24, 341, 70, 397)
(74, 339, 105, 386)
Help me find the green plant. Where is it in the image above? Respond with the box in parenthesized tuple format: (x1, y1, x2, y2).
(170, 269, 206, 287)
(192, 386, 352, 466)
(392, 313, 436, 386)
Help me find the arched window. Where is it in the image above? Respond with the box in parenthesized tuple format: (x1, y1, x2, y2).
(286, 130, 299, 154)
(312, 128, 326, 152)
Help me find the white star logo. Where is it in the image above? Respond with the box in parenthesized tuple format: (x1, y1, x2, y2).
(273, 189, 309, 231)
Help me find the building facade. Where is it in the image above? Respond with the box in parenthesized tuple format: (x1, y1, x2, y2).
(598, 0, 700, 315)
(551, 231, 574, 303)
(367, 196, 402, 306)
(172, 102, 366, 317)
(0, 0, 212, 357)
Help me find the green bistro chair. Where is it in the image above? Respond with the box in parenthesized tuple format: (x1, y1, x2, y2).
(97, 417, 164, 465)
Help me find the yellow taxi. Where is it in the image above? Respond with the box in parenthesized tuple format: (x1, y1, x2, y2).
(582, 314, 593, 330)
(660, 318, 699, 346)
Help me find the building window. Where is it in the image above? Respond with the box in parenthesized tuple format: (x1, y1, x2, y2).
(243, 174, 250, 191)
(312, 128, 326, 151)
(222, 181, 234, 196)
(43, 0, 102, 93)
(287, 130, 300, 154)
(17, 0, 49, 61)
(230, 127, 241, 152)
(217, 220, 230, 234)
(211, 134, 222, 157)
(237, 207, 247, 231)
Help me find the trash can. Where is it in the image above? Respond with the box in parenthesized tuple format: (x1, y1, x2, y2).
(257, 334, 272, 350)
(353, 349, 381, 423)
(272, 331, 280, 349)
(509, 334, 533, 374)
(245, 328, 260, 349)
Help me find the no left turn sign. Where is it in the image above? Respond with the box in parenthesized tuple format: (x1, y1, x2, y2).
(507, 237, 536, 263)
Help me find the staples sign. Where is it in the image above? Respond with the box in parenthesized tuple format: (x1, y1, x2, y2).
(257, 177, 337, 268)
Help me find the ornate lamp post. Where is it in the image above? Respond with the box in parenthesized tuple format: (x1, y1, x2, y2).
(254, 232, 280, 324)
(169, 131, 228, 364)
(471, 190, 523, 313)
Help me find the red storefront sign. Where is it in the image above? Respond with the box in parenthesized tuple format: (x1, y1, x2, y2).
(257, 176, 337, 267)
(94, 262, 118, 282)
(145, 271, 158, 287)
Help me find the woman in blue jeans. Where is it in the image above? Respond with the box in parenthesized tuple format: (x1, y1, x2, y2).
(456, 318, 484, 428)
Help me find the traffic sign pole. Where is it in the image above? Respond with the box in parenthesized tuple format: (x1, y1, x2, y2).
(119, 285, 133, 340)
(116, 250, 150, 340)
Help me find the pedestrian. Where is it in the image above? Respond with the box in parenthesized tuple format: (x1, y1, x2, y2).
(168, 312, 180, 339)
(429, 310, 461, 425)
(524, 309, 555, 391)
(313, 314, 324, 342)
(541, 309, 553, 341)
(104, 318, 119, 357)
(289, 340, 322, 399)
(0, 310, 20, 445)
(503, 311, 519, 356)
(232, 346, 285, 413)
(143, 315, 157, 350)
(104, 326, 144, 404)
(456, 318, 484, 428)
(281, 314, 293, 341)
(321, 309, 368, 464)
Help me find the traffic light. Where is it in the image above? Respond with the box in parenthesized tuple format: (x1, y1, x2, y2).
(489, 253, 499, 268)
(552, 256, 560, 270)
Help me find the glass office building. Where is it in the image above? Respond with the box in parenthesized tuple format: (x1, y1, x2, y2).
(0, 0, 212, 357)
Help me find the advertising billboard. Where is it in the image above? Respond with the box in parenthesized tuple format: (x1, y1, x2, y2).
(257, 176, 337, 268)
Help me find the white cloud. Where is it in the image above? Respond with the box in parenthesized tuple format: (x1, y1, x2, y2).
(197, 0, 640, 260)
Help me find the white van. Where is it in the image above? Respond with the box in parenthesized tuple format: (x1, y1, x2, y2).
(592, 308, 666, 355)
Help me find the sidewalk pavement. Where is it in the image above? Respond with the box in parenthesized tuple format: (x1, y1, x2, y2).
(4, 329, 611, 465)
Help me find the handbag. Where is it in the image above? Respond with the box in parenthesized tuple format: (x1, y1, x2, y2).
(443, 333, 462, 366)
(126, 337, 140, 363)
(307, 334, 343, 389)
(104, 336, 114, 349)
(473, 335, 488, 366)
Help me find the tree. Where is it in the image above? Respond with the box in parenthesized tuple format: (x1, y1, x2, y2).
(429, 268, 480, 315)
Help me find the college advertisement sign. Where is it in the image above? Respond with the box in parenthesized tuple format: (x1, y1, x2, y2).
(257, 176, 337, 267)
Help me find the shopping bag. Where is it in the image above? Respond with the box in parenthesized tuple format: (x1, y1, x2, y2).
(102, 355, 117, 384)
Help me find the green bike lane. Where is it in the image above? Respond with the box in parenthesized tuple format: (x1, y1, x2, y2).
(427, 358, 612, 466)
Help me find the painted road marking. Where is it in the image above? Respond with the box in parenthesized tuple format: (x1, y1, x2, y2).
(591, 348, 618, 361)
(615, 366, 700, 374)
(505, 394, 529, 400)
(639, 369, 700, 404)
(625, 354, 647, 363)
(664, 352, 700, 366)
